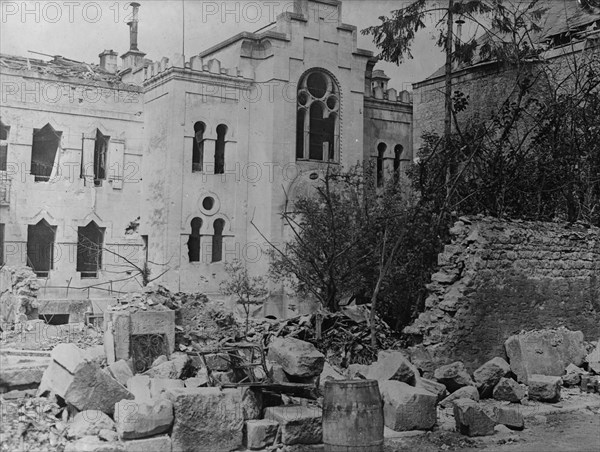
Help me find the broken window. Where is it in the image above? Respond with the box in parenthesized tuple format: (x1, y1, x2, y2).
(27, 219, 56, 277)
(0, 223, 4, 265)
(0, 121, 9, 171)
(77, 221, 105, 278)
(377, 143, 386, 188)
(93, 129, 109, 186)
(296, 70, 339, 161)
(31, 124, 62, 182)
(187, 217, 202, 263)
(192, 122, 205, 172)
(394, 145, 404, 182)
(215, 124, 227, 174)
(212, 219, 225, 263)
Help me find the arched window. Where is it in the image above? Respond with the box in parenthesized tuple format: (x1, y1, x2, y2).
(212, 219, 225, 263)
(394, 144, 404, 182)
(27, 219, 56, 277)
(77, 221, 105, 278)
(296, 70, 339, 162)
(192, 122, 205, 173)
(0, 121, 10, 172)
(377, 143, 386, 188)
(31, 123, 62, 182)
(93, 129, 109, 186)
(215, 124, 227, 174)
(188, 217, 202, 262)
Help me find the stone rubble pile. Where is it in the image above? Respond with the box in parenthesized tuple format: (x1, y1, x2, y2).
(14, 305, 600, 452)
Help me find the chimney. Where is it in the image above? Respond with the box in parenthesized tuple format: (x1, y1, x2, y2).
(128, 2, 140, 51)
(99, 50, 118, 73)
(121, 2, 146, 71)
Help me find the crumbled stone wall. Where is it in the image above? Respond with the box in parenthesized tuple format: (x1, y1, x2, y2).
(0, 266, 40, 325)
(405, 217, 600, 374)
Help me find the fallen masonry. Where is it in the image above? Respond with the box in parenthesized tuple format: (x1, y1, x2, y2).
(4, 287, 600, 451)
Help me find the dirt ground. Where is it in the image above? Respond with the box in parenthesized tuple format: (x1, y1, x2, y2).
(385, 408, 600, 452)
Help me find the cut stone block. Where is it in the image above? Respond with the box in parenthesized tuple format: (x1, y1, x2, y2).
(267, 337, 325, 378)
(417, 378, 447, 403)
(115, 399, 174, 440)
(453, 399, 496, 437)
(366, 350, 418, 385)
(504, 328, 586, 383)
(67, 410, 115, 439)
(165, 387, 255, 452)
(473, 357, 510, 398)
(144, 361, 177, 379)
(487, 406, 524, 430)
(122, 435, 172, 452)
(318, 362, 344, 392)
(378, 380, 437, 431)
(527, 374, 561, 402)
(184, 376, 208, 388)
(150, 378, 184, 399)
(244, 419, 279, 450)
(127, 376, 152, 403)
(347, 364, 369, 379)
(98, 429, 119, 443)
(440, 385, 479, 408)
(268, 361, 289, 383)
(433, 361, 475, 393)
(170, 352, 191, 378)
(39, 358, 133, 415)
(108, 360, 134, 387)
(204, 353, 230, 371)
(492, 377, 527, 403)
(65, 436, 125, 452)
(264, 405, 323, 445)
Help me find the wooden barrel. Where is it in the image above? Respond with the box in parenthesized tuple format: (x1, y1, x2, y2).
(322, 379, 384, 452)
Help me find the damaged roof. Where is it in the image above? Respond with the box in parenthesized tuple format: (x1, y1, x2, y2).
(0, 53, 134, 86)
(423, 0, 600, 81)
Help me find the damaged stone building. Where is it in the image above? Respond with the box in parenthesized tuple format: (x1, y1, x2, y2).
(0, 0, 413, 317)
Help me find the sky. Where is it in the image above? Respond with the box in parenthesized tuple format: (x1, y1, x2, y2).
(0, 0, 487, 89)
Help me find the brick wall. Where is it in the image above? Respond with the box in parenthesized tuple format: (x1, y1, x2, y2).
(405, 216, 600, 374)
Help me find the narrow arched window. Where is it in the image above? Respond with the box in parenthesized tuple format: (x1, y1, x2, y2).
(296, 70, 339, 161)
(31, 123, 62, 182)
(394, 144, 404, 182)
(188, 217, 202, 262)
(212, 219, 225, 263)
(192, 122, 205, 172)
(27, 219, 56, 277)
(77, 221, 105, 278)
(215, 124, 227, 174)
(377, 143, 386, 188)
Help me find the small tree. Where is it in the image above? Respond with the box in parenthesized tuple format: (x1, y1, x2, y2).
(220, 259, 268, 335)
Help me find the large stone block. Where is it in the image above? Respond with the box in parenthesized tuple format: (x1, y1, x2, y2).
(527, 374, 561, 402)
(108, 360, 134, 387)
(487, 406, 524, 430)
(439, 385, 479, 408)
(127, 376, 152, 403)
(268, 337, 325, 378)
(416, 377, 447, 403)
(492, 377, 527, 402)
(65, 436, 125, 452)
(453, 399, 496, 437)
(378, 380, 437, 431)
(67, 410, 116, 439)
(264, 405, 322, 445)
(122, 435, 172, 452)
(115, 399, 174, 440)
(318, 362, 344, 393)
(366, 350, 418, 385)
(165, 387, 254, 452)
(504, 328, 586, 383)
(473, 357, 510, 398)
(39, 357, 133, 415)
(150, 378, 184, 399)
(244, 419, 279, 450)
(433, 361, 475, 393)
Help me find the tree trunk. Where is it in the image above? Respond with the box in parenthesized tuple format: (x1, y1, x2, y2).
(444, 0, 455, 198)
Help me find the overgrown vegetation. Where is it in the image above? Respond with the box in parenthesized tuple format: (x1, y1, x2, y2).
(266, 1, 599, 334)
